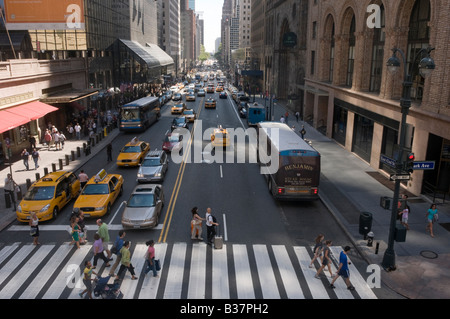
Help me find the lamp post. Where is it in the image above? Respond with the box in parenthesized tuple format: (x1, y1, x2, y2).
(382, 46, 435, 271)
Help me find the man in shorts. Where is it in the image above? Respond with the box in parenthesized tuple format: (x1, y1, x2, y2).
(329, 246, 355, 291)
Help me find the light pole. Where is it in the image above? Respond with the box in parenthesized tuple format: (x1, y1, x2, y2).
(381, 46, 435, 271)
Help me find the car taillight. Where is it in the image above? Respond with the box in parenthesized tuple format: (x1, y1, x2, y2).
(278, 188, 285, 195)
(313, 188, 318, 195)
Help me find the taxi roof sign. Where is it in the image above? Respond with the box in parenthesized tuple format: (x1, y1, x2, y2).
(95, 169, 107, 183)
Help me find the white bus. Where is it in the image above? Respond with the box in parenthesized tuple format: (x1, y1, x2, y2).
(258, 122, 321, 200)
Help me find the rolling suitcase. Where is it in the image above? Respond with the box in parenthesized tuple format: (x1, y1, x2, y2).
(214, 225, 223, 249)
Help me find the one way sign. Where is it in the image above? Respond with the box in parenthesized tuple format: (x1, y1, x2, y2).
(413, 161, 435, 170)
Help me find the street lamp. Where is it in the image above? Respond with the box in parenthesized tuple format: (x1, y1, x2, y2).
(382, 46, 435, 271)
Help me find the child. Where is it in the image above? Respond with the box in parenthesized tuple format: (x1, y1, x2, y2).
(399, 205, 410, 230)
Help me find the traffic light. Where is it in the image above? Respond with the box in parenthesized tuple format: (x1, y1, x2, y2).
(406, 152, 415, 173)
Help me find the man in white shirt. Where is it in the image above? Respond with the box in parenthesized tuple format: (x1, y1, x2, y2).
(205, 207, 219, 245)
(4, 174, 17, 210)
(75, 123, 82, 140)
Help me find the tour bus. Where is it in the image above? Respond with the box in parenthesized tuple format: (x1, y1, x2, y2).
(119, 96, 160, 132)
(247, 102, 266, 126)
(257, 122, 320, 200)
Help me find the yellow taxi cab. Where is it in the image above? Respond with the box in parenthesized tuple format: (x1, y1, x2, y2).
(216, 86, 224, 92)
(16, 171, 80, 222)
(72, 169, 124, 218)
(205, 98, 216, 109)
(171, 103, 186, 115)
(211, 125, 230, 148)
(183, 109, 197, 122)
(206, 85, 215, 93)
(117, 138, 150, 167)
(186, 93, 196, 101)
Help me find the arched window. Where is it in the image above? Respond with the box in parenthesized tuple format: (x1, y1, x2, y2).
(369, 4, 385, 92)
(407, 0, 430, 100)
(346, 15, 356, 87)
(329, 23, 335, 82)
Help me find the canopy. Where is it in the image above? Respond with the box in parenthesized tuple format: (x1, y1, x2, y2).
(0, 101, 58, 133)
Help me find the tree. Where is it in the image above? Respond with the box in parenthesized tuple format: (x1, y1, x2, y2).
(198, 45, 210, 62)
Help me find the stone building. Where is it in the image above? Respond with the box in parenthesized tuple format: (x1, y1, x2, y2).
(303, 0, 450, 197)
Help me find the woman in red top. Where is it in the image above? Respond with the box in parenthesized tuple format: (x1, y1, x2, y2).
(144, 240, 158, 277)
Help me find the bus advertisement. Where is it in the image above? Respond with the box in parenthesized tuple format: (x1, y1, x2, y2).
(257, 122, 320, 200)
(119, 96, 160, 132)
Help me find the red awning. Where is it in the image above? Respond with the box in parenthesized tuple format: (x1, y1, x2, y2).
(0, 101, 59, 134)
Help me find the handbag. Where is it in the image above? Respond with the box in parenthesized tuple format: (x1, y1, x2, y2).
(433, 213, 439, 222)
(155, 259, 161, 271)
(30, 227, 37, 236)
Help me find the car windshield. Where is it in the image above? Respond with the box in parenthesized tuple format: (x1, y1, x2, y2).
(142, 158, 161, 166)
(127, 194, 155, 207)
(121, 146, 141, 153)
(82, 184, 109, 195)
(165, 135, 180, 143)
(184, 110, 194, 115)
(173, 104, 183, 108)
(24, 186, 55, 200)
(174, 118, 185, 124)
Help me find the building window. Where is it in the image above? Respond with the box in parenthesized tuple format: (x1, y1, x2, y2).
(346, 16, 355, 87)
(352, 114, 374, 163)
(407, 0, 431, 101)
(312, 21, 317, 39)
(311, 51, 315, 75)
(329, 23, 335, 82)
(369, 5, 385, 92)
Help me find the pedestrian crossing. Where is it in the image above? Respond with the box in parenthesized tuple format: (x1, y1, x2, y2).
(0, 241, 378, 299)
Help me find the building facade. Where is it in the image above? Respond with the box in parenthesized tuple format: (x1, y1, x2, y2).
(303, 0, 450, 197)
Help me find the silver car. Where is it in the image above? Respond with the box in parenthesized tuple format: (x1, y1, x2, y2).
(137, 150, 168, 183)
(121, 184, 164, 229)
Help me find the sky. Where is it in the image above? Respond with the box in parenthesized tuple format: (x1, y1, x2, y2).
(195, 0, 223, 53)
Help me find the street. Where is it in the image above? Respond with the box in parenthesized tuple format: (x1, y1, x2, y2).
(0, 82, 401, 300)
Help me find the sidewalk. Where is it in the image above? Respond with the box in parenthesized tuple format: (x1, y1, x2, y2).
(263, 96, 450, 299)
(0, 127, 121, 230)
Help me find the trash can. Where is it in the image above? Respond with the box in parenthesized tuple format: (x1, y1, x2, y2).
(394, 223, 407, 242)
(359, 212, 373, 237)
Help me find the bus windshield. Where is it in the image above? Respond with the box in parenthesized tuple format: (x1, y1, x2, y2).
(121, 109, 140, 121)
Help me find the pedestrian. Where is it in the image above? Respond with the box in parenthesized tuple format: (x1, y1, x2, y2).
(116, 241, 138, 280)
(75, 123, 81, 140)
(280, 116, 285, 124)
(77, 211, 87, 243)
(60, 131, 66, 149)
(92, 233, 111, 269)
(4, 174, 18, 211)
(309, 234, 325, 268)
(399, 205, 410, 230)
(397, 194, 408, 220)
(29, 212, 40, 245)
(78, 170, 89, 189)
(205, 207, 219, 245)
(80, 260, 97, 299)
(67, 124, 74, 140)
(44, 129, 52, 149)
(31, 148, 40, 170)
(21, 148, 30, 171)
(191, 206, 204, 240)
(107, 143, 112, 162)
(285, 111, 289, 124)
(109, 230, 126, 276)
(144, 240, 158, 277)
(70, 215, 81, 249)
(29, 135, 36, 149)
(329, 246, 355, 291)
(426, 204, 438, 238)
(295, 111, 300, 122)
(300, 125, 306, 139)
(97, 219, 111, 259)
(315, 240, 334, 278)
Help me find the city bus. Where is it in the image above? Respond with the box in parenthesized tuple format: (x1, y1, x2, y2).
(257, 122, 320, 200)
(247, 102, 266, 126)
(119, 96, 161, 132)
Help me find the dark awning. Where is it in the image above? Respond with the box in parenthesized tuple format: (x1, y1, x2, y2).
(118, 39, 174, 69)
(40, 88, 99, 104)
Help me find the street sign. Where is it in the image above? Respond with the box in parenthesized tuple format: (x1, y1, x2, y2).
(413, 161, 435, 170)
(380, 154, 396, 168)
(390, 173, 410, 181)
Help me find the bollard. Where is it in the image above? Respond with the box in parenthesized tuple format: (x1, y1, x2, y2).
(59, 159, 63, 170)
(91, 137, 95, 146)
(35, 173, 40, 181)
(83, 143, 87, 154)
(16, 186, 22, 201)
(71, 151, 76, 161)
(44, 167, 49, 175)
(367, 231, 374, 247)
(77, 147, 81, 158)
(104, 127, 108, 137)
(65, 154, 70, 165)
(52, 163, 56, 172)
(26, 179, 32, 190)
(95, 134, 99, 143)
(5, 193, 11, 209)
(375, 242, 380, 254)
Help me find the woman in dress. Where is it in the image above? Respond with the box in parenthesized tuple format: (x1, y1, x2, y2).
(191, 206, 204, 240)
(29, 212, 40, 245)
(70, 215, 81, 249)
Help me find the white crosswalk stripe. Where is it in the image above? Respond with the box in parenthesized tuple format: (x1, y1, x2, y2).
(0, 242, 378, 299)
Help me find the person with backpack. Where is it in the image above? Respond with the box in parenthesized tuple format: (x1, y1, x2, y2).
(205, 207, 219, 245)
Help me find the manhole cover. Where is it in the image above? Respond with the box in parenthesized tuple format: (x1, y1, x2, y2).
(420, 250, 438, 259)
